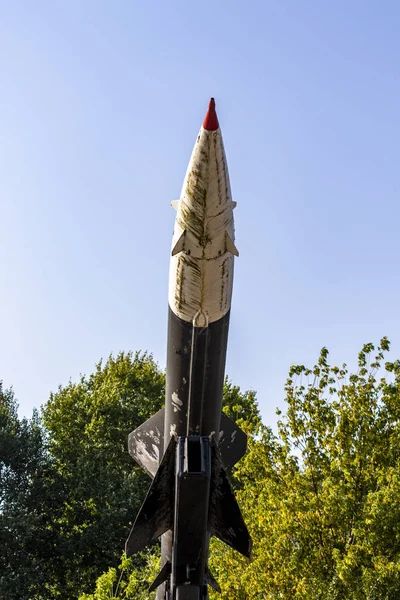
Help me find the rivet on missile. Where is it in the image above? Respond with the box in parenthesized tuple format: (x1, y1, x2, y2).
(225, 231, 239, 256)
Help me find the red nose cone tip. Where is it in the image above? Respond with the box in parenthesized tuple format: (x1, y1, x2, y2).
(202, 97, 219, 131)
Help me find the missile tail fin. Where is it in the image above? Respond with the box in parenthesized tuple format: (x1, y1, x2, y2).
(127, 410, 246, 480)
(127, 408, 165, 479)
(209, 439, 252, 558)
(205, 565, 221, 593)
(219, 413, 247, 470)
(125, 437, 176, 557)
(149, 560, 171, 593)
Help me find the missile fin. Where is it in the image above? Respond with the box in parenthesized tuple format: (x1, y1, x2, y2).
(127, 411, 246, 507)
(171, 200, 180, 210)
(128, 408, 165, 479)
(125, 437, 176, 557)
(209, 439, 252, 558)
(205, 565, 221, 593)
(149, 560, 171, 592)
(171, 231, 186, 256)
(219, 413, 247, 469)
(232, 201, 237, 209)
(225, 231, 239, 257)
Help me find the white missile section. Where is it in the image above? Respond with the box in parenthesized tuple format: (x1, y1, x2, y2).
(168, 98, 237, 325)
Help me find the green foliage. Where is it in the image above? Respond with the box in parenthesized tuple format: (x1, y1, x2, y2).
(11, 339, 400, 599)
(41, 351, 165, 598)
(209, 338, 400, 599)
(0, 383, 66, 599)
(222, 379, 261, 435)
(79, 551, 160, 600)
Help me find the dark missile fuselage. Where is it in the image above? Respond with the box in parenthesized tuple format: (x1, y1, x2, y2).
(165, 308, 230, 444)
(159, 309, 230, 596)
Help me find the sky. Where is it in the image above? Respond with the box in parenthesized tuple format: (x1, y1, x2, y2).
(1, 1, 400, 427)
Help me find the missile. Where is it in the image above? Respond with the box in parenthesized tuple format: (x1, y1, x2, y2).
(125, 99, 251, 600)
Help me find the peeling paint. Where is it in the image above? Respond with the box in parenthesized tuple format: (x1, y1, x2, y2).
(151, 443, 160, 462)
(171, 391, 183, 412)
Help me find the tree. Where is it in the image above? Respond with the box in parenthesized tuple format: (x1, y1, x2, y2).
(209, 338, 400, 599)
(222, 380, 261, 436)
(41, 351, 166, 599)
(78, 551, 160, 600)
(0, 383, 66, 599)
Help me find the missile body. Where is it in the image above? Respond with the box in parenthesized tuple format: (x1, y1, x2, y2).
(126, 100, 251, 600)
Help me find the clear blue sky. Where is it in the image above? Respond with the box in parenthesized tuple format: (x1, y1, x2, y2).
(1, 1, 400, 426)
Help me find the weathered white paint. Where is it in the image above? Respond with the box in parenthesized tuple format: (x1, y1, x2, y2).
(171, 391, 183, 412)
(128, 408, 165, 478)
(168, 125, 237, 325)
(130, 435, 160, 479)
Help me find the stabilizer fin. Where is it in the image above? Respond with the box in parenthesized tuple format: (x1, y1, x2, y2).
(209, 439, 252, 558)
(149, 560, 171, 593)
(219, 413, 247, 470)
(171, 230, 186, 256)
(232, 201, 237, 209)
(128, 408, 165, 479)
(205, 565, 221, 593)
(128, 410, 246, 479)
(171, 200, 180, 210)
(125, 437, 176, 557)
(225, 231, 239, 257)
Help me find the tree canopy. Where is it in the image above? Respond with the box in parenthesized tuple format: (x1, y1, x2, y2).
(209, 337, 400, 599)
(41, 351, 165, 598)
(3, 339, 400, 599)
(0, 383, 66, 599)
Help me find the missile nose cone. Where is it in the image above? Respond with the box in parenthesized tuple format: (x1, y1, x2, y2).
(203, 97, 219, 131)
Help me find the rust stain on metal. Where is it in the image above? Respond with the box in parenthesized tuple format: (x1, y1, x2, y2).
(175, 255, 185, 310)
